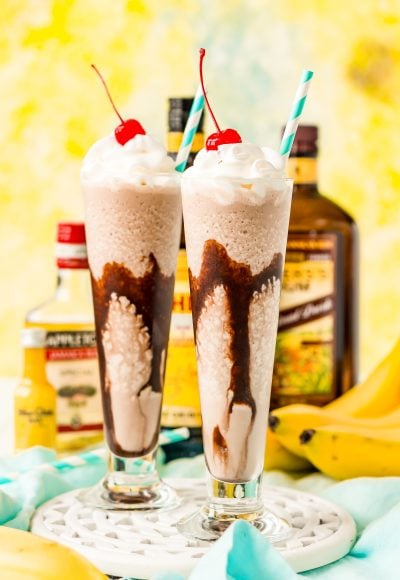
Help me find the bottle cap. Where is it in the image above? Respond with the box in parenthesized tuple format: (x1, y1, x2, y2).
(21, 328, 47, 348)
(282, 125, 318, 158)
(168, 98, 205, 132)
(56, 222, 89, 269)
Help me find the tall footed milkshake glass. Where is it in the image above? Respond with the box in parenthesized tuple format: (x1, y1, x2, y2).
(177, 48, 311, 540)
(80, 67, 181, 510)
(178, 159, 293, 539)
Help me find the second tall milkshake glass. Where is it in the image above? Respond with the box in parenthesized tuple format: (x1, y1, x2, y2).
(82, 135, 181, 509)
(178, 172, 293, 539)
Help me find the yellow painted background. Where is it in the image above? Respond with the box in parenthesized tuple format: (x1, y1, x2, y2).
(0, 0, 399, 377)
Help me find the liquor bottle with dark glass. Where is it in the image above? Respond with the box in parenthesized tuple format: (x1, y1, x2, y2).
(162, 98, 205, 460)
(272, 125, 358, 407)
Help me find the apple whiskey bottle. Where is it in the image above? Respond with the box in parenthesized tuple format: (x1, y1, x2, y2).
(271, 126, 358, 407)
(162, 97, 204, 460)
(25, 222, 103, 451)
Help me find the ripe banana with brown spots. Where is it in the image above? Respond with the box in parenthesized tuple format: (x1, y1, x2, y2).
(299, 424, 400, 479)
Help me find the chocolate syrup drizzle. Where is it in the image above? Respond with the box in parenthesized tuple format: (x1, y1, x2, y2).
(91, 256, 175, 457)
(189, 240, 283, 465)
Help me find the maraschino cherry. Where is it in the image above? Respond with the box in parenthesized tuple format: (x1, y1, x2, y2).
(199, 48, 242, 151)
(91, 64, 146, 146)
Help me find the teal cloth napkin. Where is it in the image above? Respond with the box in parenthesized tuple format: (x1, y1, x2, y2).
(1, 449, 400, 579)
(151, 473, 400, 580)
(0, 447, 106, 529)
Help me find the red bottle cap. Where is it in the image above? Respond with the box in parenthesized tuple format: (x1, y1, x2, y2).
(56, 222, 89, 269)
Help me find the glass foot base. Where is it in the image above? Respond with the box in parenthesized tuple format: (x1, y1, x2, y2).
(79, 449, 180, 511)
(80, 478, 180, 511)
(177, 475, 291, 542)
(177, 506, 291, 542)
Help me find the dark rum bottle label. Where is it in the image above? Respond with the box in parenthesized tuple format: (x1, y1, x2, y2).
(272, 233, 337, 406)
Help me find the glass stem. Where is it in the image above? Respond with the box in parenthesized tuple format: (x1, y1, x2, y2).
(102, 448, 161, 503)
(204, 473, 264, 521)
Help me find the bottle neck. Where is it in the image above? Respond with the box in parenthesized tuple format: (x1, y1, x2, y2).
(287, 157, 319, 196)
(55, 267, 92, 303)
(23, 348, 47, 381)
(167, 131, 205, 155)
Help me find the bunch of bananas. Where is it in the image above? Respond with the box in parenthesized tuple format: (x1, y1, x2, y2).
(265, 339, 400, 479)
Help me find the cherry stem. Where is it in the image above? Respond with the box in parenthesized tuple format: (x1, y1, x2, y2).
(199, 48, 221, 134)
(91, 64, 125, 124)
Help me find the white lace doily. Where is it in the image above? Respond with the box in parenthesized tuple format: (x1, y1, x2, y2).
(32, 478, 356, 578)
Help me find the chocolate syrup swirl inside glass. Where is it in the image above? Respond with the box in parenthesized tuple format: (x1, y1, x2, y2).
(189, 240, 283, 463)
(91, 256, 175, 457)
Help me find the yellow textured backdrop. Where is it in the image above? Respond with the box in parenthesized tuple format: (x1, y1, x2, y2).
(0, 0, 399, 376)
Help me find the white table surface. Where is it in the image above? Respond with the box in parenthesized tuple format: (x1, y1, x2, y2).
(0, 378, 16, 456)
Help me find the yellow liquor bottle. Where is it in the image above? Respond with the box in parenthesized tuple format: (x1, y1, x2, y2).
(272, 126, 358, 407)
(162, 98, 204, 460)
(25, 222, 103, 452)
(15, 328, 56, 451)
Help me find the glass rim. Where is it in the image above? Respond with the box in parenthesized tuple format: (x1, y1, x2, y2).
(81, 171, 182, 187)
(181, 174, 293, 185)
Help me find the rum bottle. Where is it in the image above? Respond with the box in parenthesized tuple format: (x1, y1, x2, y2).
(272, 125, 358, 407)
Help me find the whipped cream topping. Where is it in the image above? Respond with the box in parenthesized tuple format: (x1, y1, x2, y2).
(186, 143, 285, 179)
(81, 133, 176, 187)
(183, 143, 289, 206)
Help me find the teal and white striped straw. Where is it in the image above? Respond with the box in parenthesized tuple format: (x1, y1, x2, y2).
(159, 426, 190, 446)
(0, 427, 190, 485)
(0, 448, 107, 485)
(280, 69, 314, 162)
(175, 85, 205, 173)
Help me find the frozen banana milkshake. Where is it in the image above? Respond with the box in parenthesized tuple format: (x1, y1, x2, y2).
(82, 133, 181, 458)
(182, 143, 292, 482)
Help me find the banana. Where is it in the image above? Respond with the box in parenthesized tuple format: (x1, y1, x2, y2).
(264, 429, 312, 472)
(0, 526, 106, 579)
(300, 424, 400, 479)
(269, 404, 400, 458)
(325, 338, 400, 417)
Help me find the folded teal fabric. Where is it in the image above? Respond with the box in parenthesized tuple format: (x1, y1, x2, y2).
(1, 448, 400, 579)
(0, 447, 106, 529)
(188, 520, 298, 580)
(0, 445, 166, 529)
(152, 474, 400, 580)
(302, 478, 400, 579)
